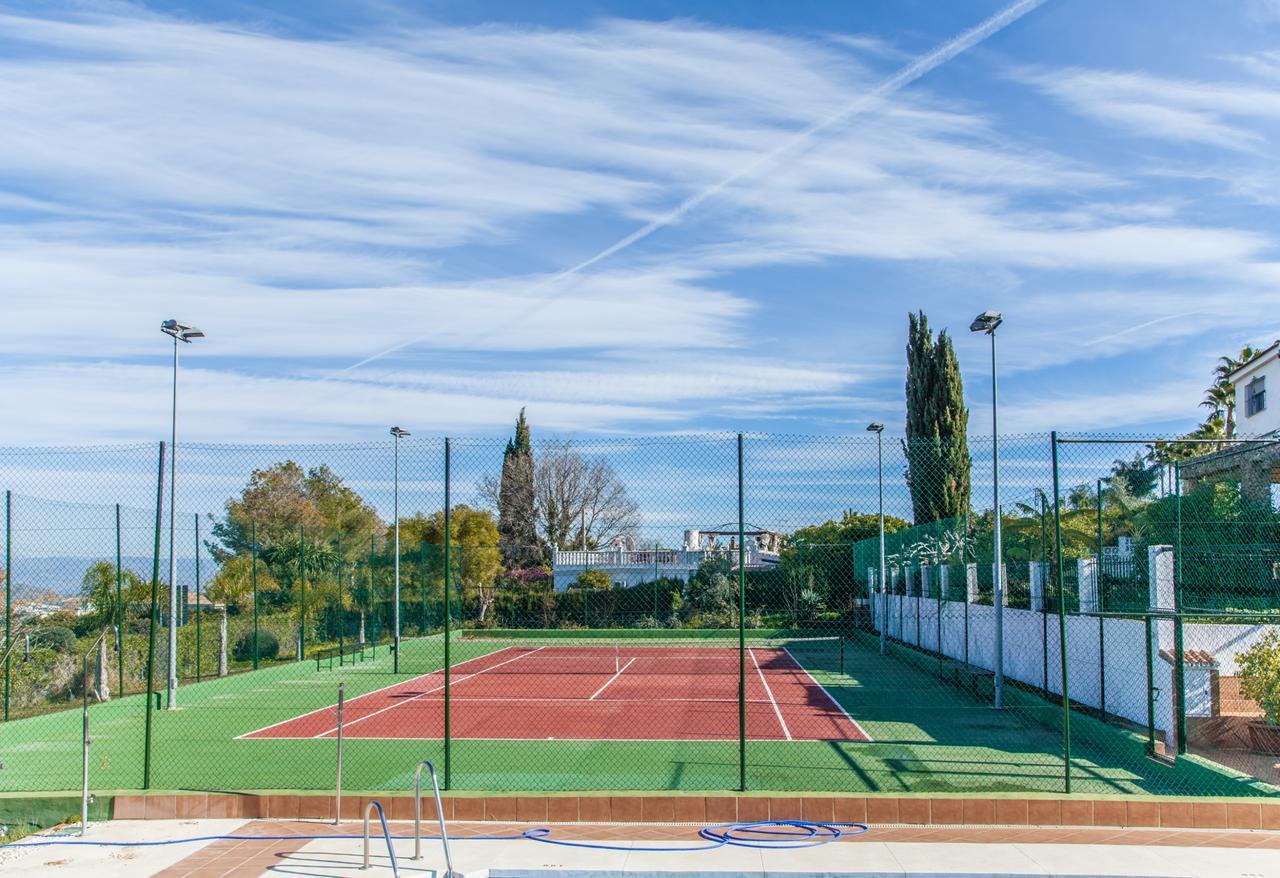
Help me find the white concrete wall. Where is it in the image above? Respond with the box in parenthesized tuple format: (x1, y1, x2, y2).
(870, 591, 1174, 739)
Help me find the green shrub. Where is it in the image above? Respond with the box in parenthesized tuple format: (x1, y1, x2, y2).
(575, 568, 611, 590)
(232, 629, 279, 662)
(1238, 630, 1280, 726)
(38, 626, 77, 653)
(664, 613, 682, 629)
(635, 615, 661, 629)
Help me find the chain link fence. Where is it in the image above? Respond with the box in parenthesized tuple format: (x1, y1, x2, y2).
(0, 433, 1277, 797)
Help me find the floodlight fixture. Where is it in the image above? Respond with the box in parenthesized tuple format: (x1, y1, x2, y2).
(969, 310, 1003, 334)
(161, 319, 205, 342)
(866, 422, 884, 433)
(390, 426, 411, 438)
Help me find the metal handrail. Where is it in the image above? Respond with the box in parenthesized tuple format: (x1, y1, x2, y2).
(413, 760, 455, 875)
(361, 799, 399, 875)
(81, 625, 116, 836)
(333, 681, 344, 825)
(0, 622, 36, 667)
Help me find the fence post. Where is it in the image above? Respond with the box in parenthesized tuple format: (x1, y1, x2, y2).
(1144, 613, 1157, 756)
(368, 536, 376, 650)
(299, 525, 306, 661)
(115, 503, 125, 700)
(144, 441, 166, 789)
(1173, 461, 1187, 754)
(443, 437, 452, 789)
(4, 490, 10, 722)
(1040, 494, 1049, 693)
(1051, 431, 1072, 794)
(1096, 479, 1106, 723)
(337, 536, 345, 665)
(251, 520, 259, 671)
(195, 513, 202, 683)
(737, 433, 747, 792)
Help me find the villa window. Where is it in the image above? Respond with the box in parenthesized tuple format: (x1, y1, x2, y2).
(1246, 376, 1266, 417)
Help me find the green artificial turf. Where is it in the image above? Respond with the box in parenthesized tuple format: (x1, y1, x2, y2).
(0, 631, 1273, 797)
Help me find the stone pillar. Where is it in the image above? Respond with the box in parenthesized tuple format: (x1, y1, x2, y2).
(1029, 561, 1045, 613)
(965, 563, 979, 603)
(939, 564, 950, 600)
(1149, 545, 1175, 611)
(95, 636, 110, 702)
(359, 611, 366, 644)
(890, 566, 901, 595)
(993, 562, 1009, 606)
(1078, 557, 1099, 614)
(921, 565, 932, 599)
(1149, 544, 1177, 752)
(219, 608, 228, 677)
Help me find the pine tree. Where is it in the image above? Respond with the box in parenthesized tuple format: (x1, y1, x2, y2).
(904, 311, 971, 524)
(497, 408, 539, 567)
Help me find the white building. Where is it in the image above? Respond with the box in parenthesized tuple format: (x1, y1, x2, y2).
(1231, 340, 1280, 437)
(1179, 342, 1280, 508)
(551, 525, 782, 591)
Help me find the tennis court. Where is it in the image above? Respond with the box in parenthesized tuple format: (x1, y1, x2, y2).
(1, 629, 1274, 796)
(243, 639, 870, 742)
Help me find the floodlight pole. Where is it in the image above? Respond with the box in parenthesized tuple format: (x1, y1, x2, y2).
(168, 330, 179, 709)
(970, 311, 1003, 710)
(868, 425, 887, 656)
(160, 320, 203, 710)
(989, 325, 1004, 709)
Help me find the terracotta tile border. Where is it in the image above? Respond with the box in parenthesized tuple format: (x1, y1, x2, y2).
(104, 793, 1280, 830)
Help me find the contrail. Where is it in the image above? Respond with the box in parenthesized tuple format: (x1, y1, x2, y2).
(1085, 311, 1199, 347)
(331, 0, 1050, 380)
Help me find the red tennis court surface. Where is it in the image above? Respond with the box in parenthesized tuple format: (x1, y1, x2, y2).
(242, 644, 870, 742)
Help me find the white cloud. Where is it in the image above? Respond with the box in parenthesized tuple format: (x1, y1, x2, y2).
(1, 8, 1278, 446)
(1031, 68, 1280, 150)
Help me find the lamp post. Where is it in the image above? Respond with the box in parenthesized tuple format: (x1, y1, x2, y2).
(160, 319, 203, 710)
(970, 309, 1004, 709)
(867, 422, 886, 656)
(390, 426, 410, 674)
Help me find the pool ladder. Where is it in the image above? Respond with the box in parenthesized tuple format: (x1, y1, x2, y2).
(360, 761, 456, 876)
(414, 760, 457, 875)
(361, 800, 399, 875)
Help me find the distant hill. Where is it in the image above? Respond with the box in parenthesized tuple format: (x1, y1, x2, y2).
(7, 556, 207, 594)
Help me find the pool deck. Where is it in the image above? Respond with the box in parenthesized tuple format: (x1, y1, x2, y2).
(4, 817, 1280, 877)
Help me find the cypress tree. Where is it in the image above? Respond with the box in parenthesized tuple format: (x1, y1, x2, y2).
(904, 311, 971, 524)
(498, 409, 538, 567)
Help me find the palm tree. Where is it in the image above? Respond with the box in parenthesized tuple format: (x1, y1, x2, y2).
(1209, 345, 1260, 438)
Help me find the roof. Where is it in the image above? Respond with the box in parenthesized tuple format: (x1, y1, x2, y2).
(1227, 340, 1280, 381)
(1158, 648, 1216, 666)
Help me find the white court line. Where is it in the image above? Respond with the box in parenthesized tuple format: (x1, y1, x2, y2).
(750, 648, 791, 741)
(781, 646, 873, 742)
(308, 647, 546, 738)
(589, 657, 635, 700)
(235, 646, 524, 740)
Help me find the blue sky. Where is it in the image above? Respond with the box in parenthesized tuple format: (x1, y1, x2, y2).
(3, 0, 1280, 446)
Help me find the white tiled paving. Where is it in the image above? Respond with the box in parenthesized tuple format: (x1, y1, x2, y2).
(4, 819, 1280, 878)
